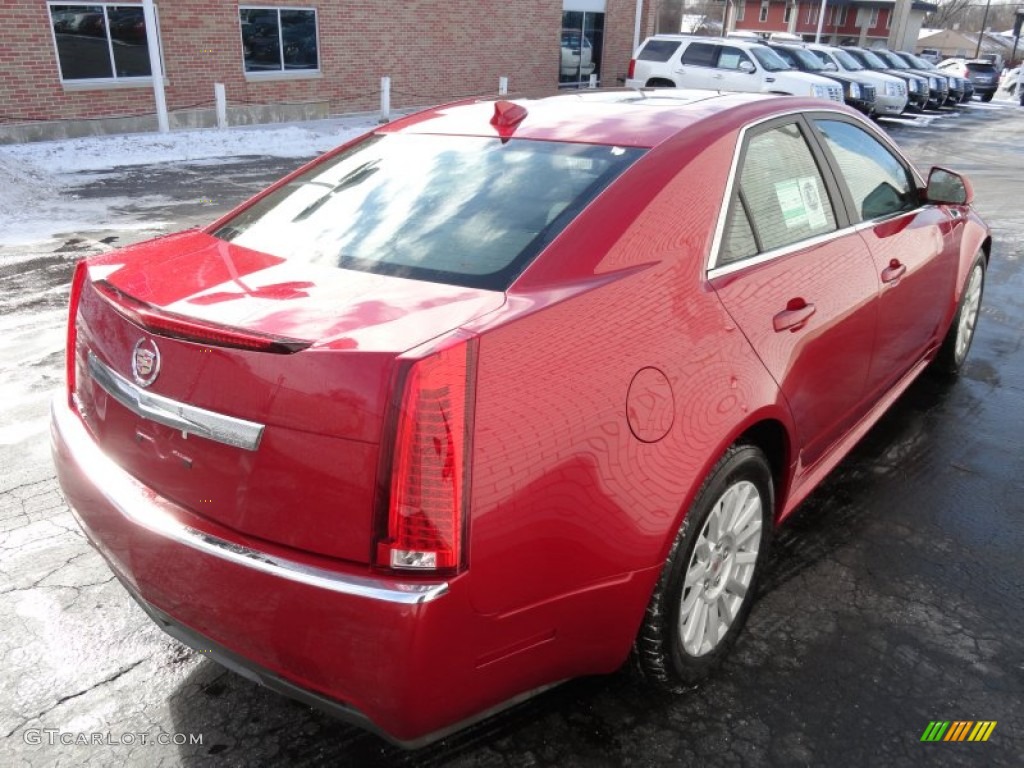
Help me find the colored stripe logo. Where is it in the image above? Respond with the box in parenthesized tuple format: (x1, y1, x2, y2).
(921, 721, 997, 742)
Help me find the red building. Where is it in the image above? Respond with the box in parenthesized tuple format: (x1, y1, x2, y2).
(726, 0, 934, 48)
(0, 0, 653, 142)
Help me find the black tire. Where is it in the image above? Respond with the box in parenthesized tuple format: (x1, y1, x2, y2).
(933, 255, 986, 375)
(633, 444, 773, 692)
(981, 92, 994, 103)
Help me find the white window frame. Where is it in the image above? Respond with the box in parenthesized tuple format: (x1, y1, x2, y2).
(239, 5, 321, 78)
(885, 8, 891, 28)
(784, 2, 794, 23)
(837, 6, 848, 25)
(805, 3, 816, 24)
(869, 8, 879, 28)
(759, 0, 769, 22)
(47, 1, 164, 86)
(735, 1, 745, 22)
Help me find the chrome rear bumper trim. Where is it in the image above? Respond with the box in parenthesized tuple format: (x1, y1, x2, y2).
(88, 351, 265, 451)
(53, 397, 449, 605)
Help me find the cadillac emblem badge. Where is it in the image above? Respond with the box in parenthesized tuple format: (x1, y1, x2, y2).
(131, 337, 161, 388)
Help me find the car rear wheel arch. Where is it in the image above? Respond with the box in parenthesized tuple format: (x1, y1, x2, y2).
(646, 78, 677, 88)
(736, 419, 790, 520)
(632, 442, 775, 690)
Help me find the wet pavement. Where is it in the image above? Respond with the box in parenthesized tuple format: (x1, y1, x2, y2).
(2, 103, 1023, 766)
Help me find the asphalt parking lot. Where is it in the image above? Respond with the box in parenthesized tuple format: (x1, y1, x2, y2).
(2, 101, 1023, 767)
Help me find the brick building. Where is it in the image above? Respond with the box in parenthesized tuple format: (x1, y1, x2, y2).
(0, 0, 654, 142)
(725, 0, 934, 49)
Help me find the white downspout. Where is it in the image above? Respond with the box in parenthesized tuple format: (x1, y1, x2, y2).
(633, 0, 644, 53)
(142, 0, 168, 133)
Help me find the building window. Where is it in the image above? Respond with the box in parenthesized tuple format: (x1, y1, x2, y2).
(240, 7, 319, 73)
(885, 9, 891, 28)
(48, 3, 157, 81)
(759, 0, 769, 22)
(836, 6, 848, 25)
(783, 2, 794, 23)
(735, 1, 745, 22)
(869, 8, 879, 27)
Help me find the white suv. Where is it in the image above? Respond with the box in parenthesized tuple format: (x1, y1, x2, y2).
(626, 35, 843, 103)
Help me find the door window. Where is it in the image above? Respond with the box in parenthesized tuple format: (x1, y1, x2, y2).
(719, 122, 838, 265)
(717, 46, 753, 71)
(814, 119, 917, 221)
(681, 42, 718, 68)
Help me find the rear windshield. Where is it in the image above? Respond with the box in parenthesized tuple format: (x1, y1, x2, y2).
(639, 39, 681, 62)
(967, 62, 997, 74)
(213, 134, 644, 290)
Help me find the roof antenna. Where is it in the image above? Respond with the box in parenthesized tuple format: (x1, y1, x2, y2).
(490, 100, 528, 140)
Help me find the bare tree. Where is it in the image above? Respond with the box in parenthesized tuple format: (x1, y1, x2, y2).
(926, 0, 975, 29)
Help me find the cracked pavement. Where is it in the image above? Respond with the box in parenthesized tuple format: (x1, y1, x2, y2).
(2, 105, 1023, 766)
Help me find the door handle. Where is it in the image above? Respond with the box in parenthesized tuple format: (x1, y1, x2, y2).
(773, 298, 816, 332)
(881, 259, 907, 284)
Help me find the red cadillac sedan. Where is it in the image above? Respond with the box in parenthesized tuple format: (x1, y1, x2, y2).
(52, 90, 989, 746)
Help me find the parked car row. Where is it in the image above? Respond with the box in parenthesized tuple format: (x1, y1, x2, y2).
(627, 35, 977, 117)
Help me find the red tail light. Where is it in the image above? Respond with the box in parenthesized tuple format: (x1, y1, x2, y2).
(376, 333, 477, 573)
(66, 261, 88, 404)
(628, 58, 636, 80)
(92, 280, 311, 354)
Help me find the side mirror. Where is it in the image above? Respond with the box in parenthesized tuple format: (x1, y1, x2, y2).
(739, 60, 755, 74)
(824, 61, 838, 71)
(926, 166, 973, 206)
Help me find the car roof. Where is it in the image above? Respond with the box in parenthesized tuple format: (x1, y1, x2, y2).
(379, 90, 793, 149)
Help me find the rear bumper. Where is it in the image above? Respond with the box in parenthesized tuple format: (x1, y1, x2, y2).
(51, 397, 651, 745)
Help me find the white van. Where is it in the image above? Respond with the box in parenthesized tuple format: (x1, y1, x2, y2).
(626, 35, 844, 103)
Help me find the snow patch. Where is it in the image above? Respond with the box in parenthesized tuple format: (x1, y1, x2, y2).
(0, 115, 380, 247)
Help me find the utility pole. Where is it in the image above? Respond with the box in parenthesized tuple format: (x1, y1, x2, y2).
(974, 0, 992, 59)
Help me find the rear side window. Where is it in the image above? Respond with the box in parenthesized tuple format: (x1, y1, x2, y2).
(720, 122, 838, 263)
(681, 42, 718, 68)
(814, 119, 917, 221)
(213, 134, 644, 290)
(638, 40, 681, 62)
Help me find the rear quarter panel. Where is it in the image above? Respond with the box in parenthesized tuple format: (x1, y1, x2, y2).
(463, 119, 793, 620)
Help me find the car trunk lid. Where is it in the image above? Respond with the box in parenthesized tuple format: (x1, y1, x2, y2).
(70, 231, 504, 564)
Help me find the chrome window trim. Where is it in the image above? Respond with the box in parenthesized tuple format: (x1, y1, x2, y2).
(88, 351, 265, 451)
(706, 107, 925, 275)
(54, 398, 449, 605)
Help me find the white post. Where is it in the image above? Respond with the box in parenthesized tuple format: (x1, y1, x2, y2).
(498, 76, 509, 95)
(633, 0, 644, 52)
(214, 83, 227, 129)
(589, 73, 598, 89)
(380, 76, 391, 122)
(142, 0, 168, 133)
(815, 0, 829, 44)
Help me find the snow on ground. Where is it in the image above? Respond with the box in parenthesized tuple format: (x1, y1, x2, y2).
(0, 114, 381, 248)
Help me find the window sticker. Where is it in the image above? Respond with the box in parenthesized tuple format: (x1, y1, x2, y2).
(774, 176, 827, 230)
